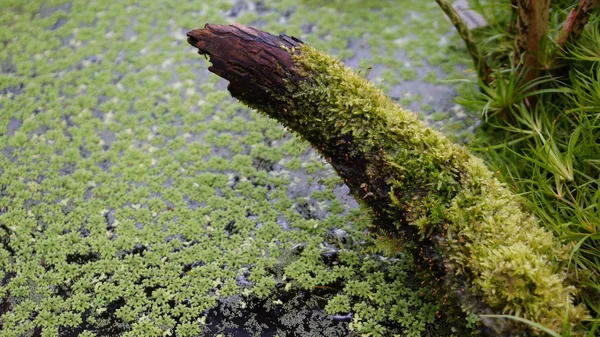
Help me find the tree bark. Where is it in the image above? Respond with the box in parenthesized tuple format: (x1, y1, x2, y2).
(513, 0, 550, 83)
(187, 23, 588, 336)
(558, 0, 599, 46)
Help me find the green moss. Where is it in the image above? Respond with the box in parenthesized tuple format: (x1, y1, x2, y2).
(243, 43, 588, 334)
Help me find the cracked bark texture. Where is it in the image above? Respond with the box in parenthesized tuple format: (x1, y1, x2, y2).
(513, 0, 550, 84)
(187, 24, 303, 106)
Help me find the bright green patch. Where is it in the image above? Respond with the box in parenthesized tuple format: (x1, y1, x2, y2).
(0, 0, 477, 336)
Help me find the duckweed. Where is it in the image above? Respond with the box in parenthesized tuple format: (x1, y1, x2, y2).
(1, 0, 482, 336)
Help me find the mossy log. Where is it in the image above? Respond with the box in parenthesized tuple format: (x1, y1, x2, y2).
(186, 23, 588, 336)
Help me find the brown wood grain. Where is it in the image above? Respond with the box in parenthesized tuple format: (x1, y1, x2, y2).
(187, 23, 303, 107)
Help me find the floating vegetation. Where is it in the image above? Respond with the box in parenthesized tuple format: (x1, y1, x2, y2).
(1, 0, 480, 336)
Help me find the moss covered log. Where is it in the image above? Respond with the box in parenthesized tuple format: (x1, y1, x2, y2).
(186, 23, 589, 335)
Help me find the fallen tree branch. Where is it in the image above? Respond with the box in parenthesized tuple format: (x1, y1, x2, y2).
(187, 23, 588, 336)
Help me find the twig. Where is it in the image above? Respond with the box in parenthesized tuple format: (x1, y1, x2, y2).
(558, 0, 599, 46)
(434, 0, 491, 83)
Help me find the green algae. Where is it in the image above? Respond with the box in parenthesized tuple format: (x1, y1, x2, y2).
(0, 0, 485, 336)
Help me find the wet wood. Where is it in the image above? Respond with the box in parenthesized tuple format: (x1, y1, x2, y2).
(187, 24, 416, 243)
(186, 23, 463, 330)
(187, 23, 303, 108)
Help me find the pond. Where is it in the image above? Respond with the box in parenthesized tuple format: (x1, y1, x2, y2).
(0, 0, 477, 336)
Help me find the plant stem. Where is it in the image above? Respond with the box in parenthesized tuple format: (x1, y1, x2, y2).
(434, 0, 491, 83)
(508, 0, 518, 34)
(558, 0, 600, 46)
(513, 0, 550, 83)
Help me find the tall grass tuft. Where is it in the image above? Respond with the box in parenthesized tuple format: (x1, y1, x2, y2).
(460, 11, 600, 336)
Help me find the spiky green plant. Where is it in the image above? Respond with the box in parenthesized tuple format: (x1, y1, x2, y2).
(464, 15, 600, 337)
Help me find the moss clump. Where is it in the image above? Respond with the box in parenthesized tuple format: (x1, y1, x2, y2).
(242, 43, 588, 334)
